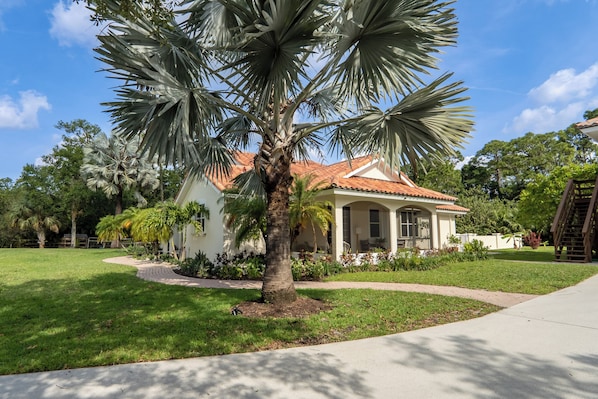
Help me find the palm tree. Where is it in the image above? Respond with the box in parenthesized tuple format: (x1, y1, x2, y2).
(96, 0, 473, 304)
(81, 132, 159, 216)
(221, 188, 267, 249)
(9, 203, 60, 248)
(289, 174, 334, 253)
(95, 207, 137, 245)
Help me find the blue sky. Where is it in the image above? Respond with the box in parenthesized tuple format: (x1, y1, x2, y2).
(1, 0, 598, 181)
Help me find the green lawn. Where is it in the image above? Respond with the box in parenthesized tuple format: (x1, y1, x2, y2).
(326, 256, 598, 294)
(0, 249, 498, 375)
(491, 246, 555, 262)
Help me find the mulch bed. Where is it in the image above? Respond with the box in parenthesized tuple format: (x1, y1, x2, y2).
(233, 296, 333, 318)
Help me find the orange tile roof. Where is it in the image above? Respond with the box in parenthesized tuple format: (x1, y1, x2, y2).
(577, 116, 598, 129)
(207, 152, 458, 202)
(436, 204, 469, 213)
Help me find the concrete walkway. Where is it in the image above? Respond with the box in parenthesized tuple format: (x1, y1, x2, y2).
(103, 256, 538, 307)
(2, 259, 597, 398)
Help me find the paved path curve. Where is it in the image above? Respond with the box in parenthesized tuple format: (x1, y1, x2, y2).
(103, 256, 538, 307)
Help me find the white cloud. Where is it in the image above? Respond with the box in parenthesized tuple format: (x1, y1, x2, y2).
(508, 102, 586, 134)
(49, 1, 100, 48)
(0, 91, 51, 129)
(505, 62, 598, 134)
(455, 156, 473, 170)
(528, 63, 598, 103)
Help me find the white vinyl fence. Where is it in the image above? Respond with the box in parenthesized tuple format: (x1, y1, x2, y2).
(456, 233, 522, 250)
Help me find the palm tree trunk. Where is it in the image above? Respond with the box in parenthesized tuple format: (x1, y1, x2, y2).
(70, 206, 77, 249)
(312, 223, 318, 254)
(37, 230, 46, 249)
(261, 152, 297, 305)
(112, 189, 123, 248)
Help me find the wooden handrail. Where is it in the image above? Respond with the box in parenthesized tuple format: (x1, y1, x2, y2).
(551, 179, 574, 234)
(581, 175, 598, 262)
(582, 175, 598, 234)
(551, 179, 576, 255)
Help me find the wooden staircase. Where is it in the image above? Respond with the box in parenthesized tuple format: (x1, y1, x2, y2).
(551, 177, 598, 262)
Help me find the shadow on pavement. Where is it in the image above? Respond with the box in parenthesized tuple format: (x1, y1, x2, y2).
(0, 349, 373, 399)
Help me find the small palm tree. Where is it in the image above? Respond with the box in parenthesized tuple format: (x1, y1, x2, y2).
(107, 201, 208, 259)
(9, 203, 60, 248)
(290, 174, 334, 253)
(95, 207, 137, 245)
(221, 189, 267, 249)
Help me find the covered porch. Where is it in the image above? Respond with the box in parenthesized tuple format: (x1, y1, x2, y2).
(332, 200, 434, 255)
(296, 189, 462, 260)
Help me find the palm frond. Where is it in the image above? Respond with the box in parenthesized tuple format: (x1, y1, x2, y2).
(334, 73, 473, 171)
(331, 0, 458, 109)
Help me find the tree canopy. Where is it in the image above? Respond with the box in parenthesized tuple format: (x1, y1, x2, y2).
(95, 0, 474, 304)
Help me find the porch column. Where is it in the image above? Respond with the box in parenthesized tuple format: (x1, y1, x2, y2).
(431, 212, 439, 249)
(389, 209, 398, 253)
(332, 205, 345, 261)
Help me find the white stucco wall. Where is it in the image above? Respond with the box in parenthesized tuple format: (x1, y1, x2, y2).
(437, 213, 456, 248)
(457, 233, 521, 250)
(176, 176, 225, 261)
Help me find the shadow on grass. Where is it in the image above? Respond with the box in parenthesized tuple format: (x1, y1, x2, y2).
(0, 272, 322, 374)
(0, 273, 374, 398)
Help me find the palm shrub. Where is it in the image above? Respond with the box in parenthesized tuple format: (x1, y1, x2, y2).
(178, 251, 213, 278)
(463, 239, 489, 259)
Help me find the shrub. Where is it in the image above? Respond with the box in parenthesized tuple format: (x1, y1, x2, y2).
(523, 231, 542, 249)
(125, 244, 151, 259)
(211, 251, 266, 280)
(291, 258, 328, 281)
(178, 251, 213, 278)
(463, 239, 488, 259)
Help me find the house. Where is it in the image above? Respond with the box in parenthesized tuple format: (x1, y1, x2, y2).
(576, 116, 598, 142)
(175, 152, 468, 261)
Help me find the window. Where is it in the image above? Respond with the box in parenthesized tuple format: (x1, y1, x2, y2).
(197, 214, 206, 233)
(369, 209, 380, 238)
(194, 201, 207, 234)
(400, 211, 413, 237)
(400, 210, 419, 237)
(342, 206, 351, 244)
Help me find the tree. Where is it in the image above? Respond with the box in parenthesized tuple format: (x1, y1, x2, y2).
(43, 119, 102, 247)
(77, 0, 176, 27)
(221, 189, 267, 249)
(0, 178, 19, 247)
(518, 163, 598, 235)
(463, 132, 575, 200)
(583, 108, 598, 120)
(96, 0, 473, 304)
(408, 151, 465, 196)
(222, 174, 333, 253)
(81, 132, 159, 216)
(289, 174, 334, 253)
(558, 124, 598, 164)
(455, 187, 519, 236)
(9, 165, 61, 248)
